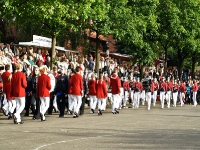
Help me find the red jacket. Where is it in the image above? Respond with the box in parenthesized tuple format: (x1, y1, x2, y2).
(1, 71, 14, 100)
(154, 82, 159, 91)
(70, 73, 83, 96)
(192, 83, 198, 92)
(173, 83, 179, 91)
(134, 82, 142, 91)
(150, 82, 154, 92)
(110, 73, 121, 94)
(68, 78, 73, 94)
(37, 73, 51, 97)
(88, 79, 96, 96)
(96, 79, 107, 98)
(123, 81, 130, 91)
(167, 82, 173, 91)
(179, 83, 186, 93)
(11, 71, 27, 97)
(160, 82, 167, 91)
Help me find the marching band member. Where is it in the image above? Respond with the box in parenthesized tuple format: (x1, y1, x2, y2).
(37, 66, 51, 121)
(166, 78, 173, 108)
(134, 78, 142, 108)
(12, 63, 27, 124)
(192, 80, 198, 107)
(88, 73, 97, 114)
(96, 74, 107, 116)
(172, 80, 179, 107)
(119, 77, 124, 109)
(2, 64, 15, 119)
(110, 67, 121, 114)
(67, 72, 74, 115)
(129, 77, 136, 108)
(141, 83, 146, 106)
(146, 79, 154, 110)
(153, 78, 159, 106)
(179, 80, 186, 107)
(122, 77, 130, 108)
(159, 77, 167, 109)
(71, 66, 83, 118)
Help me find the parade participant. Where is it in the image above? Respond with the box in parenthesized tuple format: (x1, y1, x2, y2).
(133, 78, 142, 108)
(67, 72, 74, 115)
(153, 78, 159, 106)
(141, 84, 146, 106)
(166, 78, 173, 108)
(47, 71, 56, 115)
(172, 80, 179, 107)
(119, 77, 124, 109)
(192, 80, 198, 107)
(179, 80, 186, 107)
(110, 67, 121, 114)
(24, 67, 33, 116)
(32, 66, 41, 120)
(129, 77, 136, 108)
(122, 77, 130, 108)
(159, 77, 167, 109)
(1, 64, 15, 119)
(88, 73, 97, 114)
(70, 66, 83, 118)
(96, 74, 107, 116)
(146, 79, 154, 110)
(54, 66, 69, 118)
(37, 66, 51, 121)
(12, 63, 27, 124)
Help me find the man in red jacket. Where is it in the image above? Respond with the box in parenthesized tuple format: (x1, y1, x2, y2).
(88, 73, 97, 114)
(172, 80, 179, 107)
(192, 80, 198, 107)
(166, 78, 173, 108)
(37, 66, 51, 121)
(110, 68, 121, 114)
(1, 64, 15, 119)
(71, 66, 83, 118)
(96, 74, 107, 116)
(179, 80, 186, 107)
(160, 77, 167, 109)
(11, 63, 27, 124)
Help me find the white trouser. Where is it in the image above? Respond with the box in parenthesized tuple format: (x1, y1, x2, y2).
(14, 97, 25, 122)
(2, 93, 9, 115)
(123, 91, 129, 107)
(68, 94, 74, 111)
(53, 96, 58, 111)
(72, 95, 82, 114)
(8, 100, 16, 113)
(172, 92, 178, 107)
(146, 92, 151, 110)
(101, 98, 107, 110)
(153, 91, 157, 106)
(193, 92, 197, 106)
(89, 95, 97, 111)
(141, 90, 146, 105)
(179, 92, 184, 106)
(130, 90, 134, 105)
(160, 91, 165, 108)
(165, 91, 171, 108)
(134, 92, 140, 108)
(40, 97, 50, 116)
(108, 93, 112, 105)
(119, 88, 124, 108)
(97, 98, 105, 110)
(112, 94, 120, 112)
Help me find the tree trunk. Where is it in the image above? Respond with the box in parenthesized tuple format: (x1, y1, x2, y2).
(51, 32, 56, 69)
(95, 30, 100, 78)
(164, 47, 168, 77)
(191, 52, 196, 80)
(177, 48, 184, 80)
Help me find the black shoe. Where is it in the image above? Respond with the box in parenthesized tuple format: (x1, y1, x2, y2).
(112, 112, 116, 114)
(91, 109, 94, 114)
(13, 115, 17, 124)
(73, 116, 76, 118)
(15, 121, 23, 124)
(8, 114, 12, 120)
(2, 108, 7, 116)
(115, 108, 119, 114)
(59, 115, 64, 118)
(98, 109, 102, 115)
(74, 112, 79, 118)
(40, 113, 45, 121)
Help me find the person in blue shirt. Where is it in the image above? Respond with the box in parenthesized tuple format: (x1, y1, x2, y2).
(186, 83, 191, 104)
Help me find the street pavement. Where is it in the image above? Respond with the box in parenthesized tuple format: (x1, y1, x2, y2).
(0, 103, 200, 150)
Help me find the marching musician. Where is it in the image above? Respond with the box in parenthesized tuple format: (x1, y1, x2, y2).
(166, 78, 173, 108)
(122, 77, 130, 108)
(192, 79, 198, 107)
(179, 80, 186, 107)
(129, 77, 136, 108)
(172, 80, 179, 107)
(159, 77, 167, 109)
(134, 78, 142, 108)
(153, 78, 159, 106)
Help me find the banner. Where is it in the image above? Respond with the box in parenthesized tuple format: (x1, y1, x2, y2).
(33, 35, 52, 46)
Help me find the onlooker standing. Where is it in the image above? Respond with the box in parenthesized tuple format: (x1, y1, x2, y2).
(11, 63, 27, 124)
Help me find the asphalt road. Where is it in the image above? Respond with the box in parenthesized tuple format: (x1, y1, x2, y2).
(0, 103, 200, 150)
